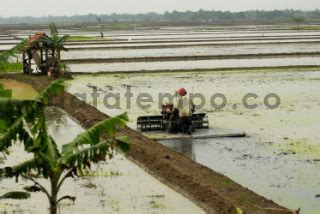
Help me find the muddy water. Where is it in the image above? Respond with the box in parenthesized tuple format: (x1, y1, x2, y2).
(0, 107, 203, 214)
(161, 137, 320, 214)
(63, 43, 320, 60)
(68, 70, 320, 214)
(69, 56, 320, 73)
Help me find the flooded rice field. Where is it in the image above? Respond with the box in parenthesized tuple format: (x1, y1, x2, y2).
(112, 31, 320, 40)
(67, 70, 320, 213)
(2, 26, 320, 213)
(0, 40, 20, 44)
(0, 107, 203, 214)
(68, 56, 320, 73)
(11, 29, 320, 40)
(10, 29, 320, 38)
(63, 36, 320, 45)
(57, 29, 320, 74)
(0, 37, 15, 40)
(2, 37, 319, 49)
(0, 44, 15, 51)
(63, 43, 320, 60)
(64, 40, 320, 50)
(3, 29, 320, 48)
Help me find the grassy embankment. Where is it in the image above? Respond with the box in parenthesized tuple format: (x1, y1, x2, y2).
(291, 25, 320, 30)
(0, 63, 22, 73)
(67, 35, 117, 41)
(67, 36, 100, 41)
(101, 23, 135, 30)
(85, 23, 139, 31)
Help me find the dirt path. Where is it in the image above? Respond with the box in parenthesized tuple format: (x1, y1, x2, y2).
(0, 73, 296, 214)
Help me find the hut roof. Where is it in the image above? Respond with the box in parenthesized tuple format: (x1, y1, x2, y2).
(24, 32, 53, 52)
(28, 32, 47, 44)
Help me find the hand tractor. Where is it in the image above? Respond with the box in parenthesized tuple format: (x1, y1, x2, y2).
(137, 104, 209, 132)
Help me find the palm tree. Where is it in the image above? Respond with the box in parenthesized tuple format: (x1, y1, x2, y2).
(0, 80, 129, 214)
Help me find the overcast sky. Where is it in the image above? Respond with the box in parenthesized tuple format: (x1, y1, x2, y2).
(1, 0, 320, 17)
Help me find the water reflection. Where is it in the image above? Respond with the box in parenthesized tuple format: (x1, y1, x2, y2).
(0, 107, 204, 214)
(63, 43, 320, 60)
(159, 136, 320, 214)
(45, 107, 84, 145)
(160, 139, 195, 160)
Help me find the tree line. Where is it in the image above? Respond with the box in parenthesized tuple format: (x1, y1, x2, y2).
(1, 9, 320, 24)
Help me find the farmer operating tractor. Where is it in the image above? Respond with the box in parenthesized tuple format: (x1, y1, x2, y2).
(166, 88, 195, 135)
(137, 88, 209, 134)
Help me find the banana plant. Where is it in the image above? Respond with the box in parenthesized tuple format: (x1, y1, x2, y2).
(40, 23, 70, 75)
(0, 40, 27, 72)
(0, 83, 11, 98)
(0, 80, 129, 214)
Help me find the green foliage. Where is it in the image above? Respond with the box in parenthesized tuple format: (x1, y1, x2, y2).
(67, 36, 97, 41)
(0, 63, 23, 73)
(4, 157, 40, 177)
(0, 100, 38, 151)
(0, 9, 317, 24)
(0, 79, 129, 214)
(0, 191, 30, 200)
(36, 79, 65, 104)
(0, 80, 64, 151)
(42, 23, 69, 51)
(102, 23, 132, 30)
(59, 63, 71, 75)
(62, 113, 128, 154)
(0, 40, 27, 62)
(291, 25, 320, 30)
(0, 40, 27, 72)
(27, 23, 68, 55)
(292, 17, 306, 23)
(292, 17, 306, 28)
(60, 114, 129, 171)
(0, 83, 12, 98)
(235, 207, 243, 214)
(39, 23, 70, 76)
(26, 23, 70, 76)
(49, 22, 58, 37)
(23, 185, 41, 192)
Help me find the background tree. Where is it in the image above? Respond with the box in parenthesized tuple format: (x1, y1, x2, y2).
(0, 80, 129, 214)
(292, 17, 306, 28)
(0, 9, 319, 24)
